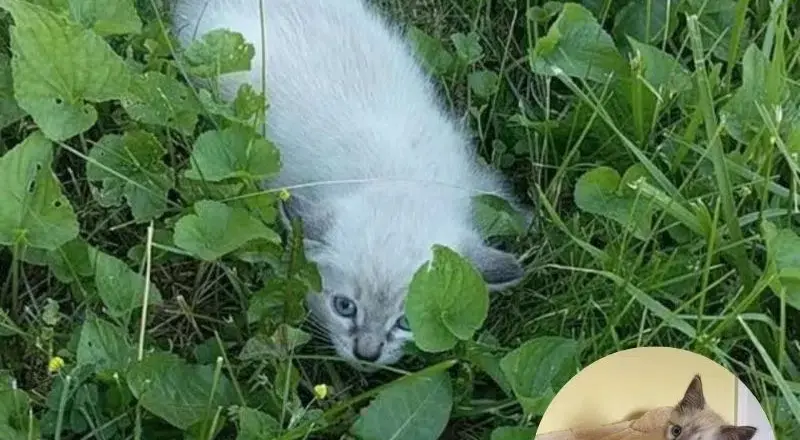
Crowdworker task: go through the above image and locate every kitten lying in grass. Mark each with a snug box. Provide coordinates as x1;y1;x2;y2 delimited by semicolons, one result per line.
171;0;527;367
666;375;757;440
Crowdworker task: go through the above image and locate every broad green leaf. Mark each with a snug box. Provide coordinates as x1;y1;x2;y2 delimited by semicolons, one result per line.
408;26;455;76
121;71;200;135
198;84;266;127
193;337;224;365
464;338;513;397
406;245;489;353
86;130;173;222
185;126;281;182
92;249;163;317
127;351;238;430
1;0;131;140
472;193;527;239
468;69;500;98
184;29;254;77
68;0;141;36
627;38;691;97
720;45;775;144
0;388;39;440
762;221;800;310
612;0;675;45
0;132;78;250
451;32;483;64
0;53;25;129
76;315;133;376
500;336;580;416
236;407;280;440
173;200;281;261
491;426;537;440
573;166;652;240
623;37;691;139
19;238;93;283
530;3;629;82
352;371;452;440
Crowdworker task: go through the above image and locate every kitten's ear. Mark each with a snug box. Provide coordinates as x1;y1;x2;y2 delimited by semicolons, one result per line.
278;193;332;243
677;375;706;412
464;244;524;291
719;426;757;440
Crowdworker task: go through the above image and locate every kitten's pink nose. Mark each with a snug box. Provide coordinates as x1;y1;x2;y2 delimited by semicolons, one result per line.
353;337;383;362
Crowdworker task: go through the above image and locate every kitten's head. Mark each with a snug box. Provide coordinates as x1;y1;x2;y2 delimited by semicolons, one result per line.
666;375;757;440
280;192;524;369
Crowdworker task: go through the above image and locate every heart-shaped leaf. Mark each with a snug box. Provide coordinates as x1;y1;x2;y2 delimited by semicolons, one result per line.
127;351;238;430
76;315;134;376
173;200;281;261
92;249;163;317
407;26;455;76
352;371;453;440
530;3;629;82
500;336;580;416
574;166;653;240
184;126;281;183
406;245;489;352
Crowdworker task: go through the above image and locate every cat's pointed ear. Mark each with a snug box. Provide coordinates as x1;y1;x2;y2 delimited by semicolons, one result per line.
464;244;524;291
278;193;332;243
719;426;757;440
677;375;706;412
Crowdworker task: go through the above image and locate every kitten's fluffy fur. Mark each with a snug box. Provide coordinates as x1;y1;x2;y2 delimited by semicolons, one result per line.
666;375;757;440
171;0;526;367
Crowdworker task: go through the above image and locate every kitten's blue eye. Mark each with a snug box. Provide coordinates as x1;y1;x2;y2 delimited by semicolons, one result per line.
332;295;357;318
395;315;410;331
670;425;682;438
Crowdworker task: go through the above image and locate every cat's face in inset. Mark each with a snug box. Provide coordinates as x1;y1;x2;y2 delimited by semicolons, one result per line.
666;375;757;440
280;194;523;369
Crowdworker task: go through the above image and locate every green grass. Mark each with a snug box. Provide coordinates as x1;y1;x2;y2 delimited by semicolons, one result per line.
1;0;799;439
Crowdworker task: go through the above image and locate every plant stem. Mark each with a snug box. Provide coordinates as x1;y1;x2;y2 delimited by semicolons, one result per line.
686;15;754;291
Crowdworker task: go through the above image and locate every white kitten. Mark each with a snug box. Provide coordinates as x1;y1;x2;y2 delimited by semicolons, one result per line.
171;0;527;367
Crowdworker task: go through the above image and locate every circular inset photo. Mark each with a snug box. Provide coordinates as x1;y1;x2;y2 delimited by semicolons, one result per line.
534;347;775;440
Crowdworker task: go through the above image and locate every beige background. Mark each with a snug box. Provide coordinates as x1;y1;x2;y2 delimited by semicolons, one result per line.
537;347;738;434
737;379;776;440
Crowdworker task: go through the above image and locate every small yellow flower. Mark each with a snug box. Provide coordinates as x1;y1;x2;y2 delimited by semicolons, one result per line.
48;356;65;374
278;188;291;201
313;383;329;400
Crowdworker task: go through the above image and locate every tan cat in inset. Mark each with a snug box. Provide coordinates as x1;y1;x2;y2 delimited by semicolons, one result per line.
666;375;757;440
